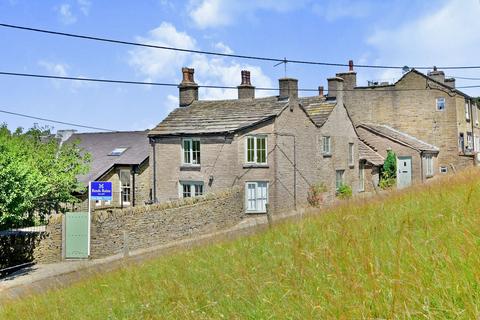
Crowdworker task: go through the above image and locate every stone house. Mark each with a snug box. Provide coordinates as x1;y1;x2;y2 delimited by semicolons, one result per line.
62;131;151;210
329;62;479;178
148;68;360;215
358;140;384;193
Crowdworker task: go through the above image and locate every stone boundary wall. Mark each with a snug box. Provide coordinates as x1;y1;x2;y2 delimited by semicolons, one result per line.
90;187;244;259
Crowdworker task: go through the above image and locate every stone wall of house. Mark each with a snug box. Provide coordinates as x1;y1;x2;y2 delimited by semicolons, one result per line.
89;187;244;259
343;71;475;172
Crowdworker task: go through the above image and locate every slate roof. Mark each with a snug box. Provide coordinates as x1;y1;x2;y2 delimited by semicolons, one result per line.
65;131;149;184
358;140;384;166
302;100;337;127
357;123;439;153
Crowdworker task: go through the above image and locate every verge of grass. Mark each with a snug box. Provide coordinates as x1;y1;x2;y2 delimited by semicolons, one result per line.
2;169;480;319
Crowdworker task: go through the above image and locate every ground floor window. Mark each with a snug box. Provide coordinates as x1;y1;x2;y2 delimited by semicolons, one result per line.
120;169;131;205
245;182;268;213
335;170;345;191
180;181;204;198
359;163;365;192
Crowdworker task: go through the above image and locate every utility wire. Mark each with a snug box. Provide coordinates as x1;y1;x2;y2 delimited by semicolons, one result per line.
3;23;480;70
449;75;480;80
0;108;116;132
2;70;480;92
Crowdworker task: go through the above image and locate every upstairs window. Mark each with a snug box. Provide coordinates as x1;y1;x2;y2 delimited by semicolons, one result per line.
322;136;331;155
436;97;445;111
465;102;470;121
182;138;200;165
180;181;203;198
348;143;354;166
246;136;267;164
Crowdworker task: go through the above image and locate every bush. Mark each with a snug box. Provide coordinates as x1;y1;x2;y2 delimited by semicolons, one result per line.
307;183;327;207
336;183;352;199
379;150;397;189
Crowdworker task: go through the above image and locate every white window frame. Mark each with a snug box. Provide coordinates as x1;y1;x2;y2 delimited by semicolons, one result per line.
182;138;201;165
179;181;204;198
245;181;269;213
436;97;445;111
348;143;354;166
467;132;473;150
424;155;434;177
322;136;331;155
475;135;480;153
245;135;268;164
475;104;479;126
335;170;345;192
119;169;131;206
358;163;365;192
465;102;470;121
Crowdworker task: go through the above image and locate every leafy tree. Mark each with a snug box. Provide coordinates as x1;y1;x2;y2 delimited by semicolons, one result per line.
379;150;397;189
0;124;90;230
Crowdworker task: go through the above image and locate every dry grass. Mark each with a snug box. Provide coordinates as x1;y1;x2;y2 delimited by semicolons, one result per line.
2;169;480;319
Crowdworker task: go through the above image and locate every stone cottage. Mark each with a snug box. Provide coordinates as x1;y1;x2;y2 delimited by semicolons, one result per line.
148;68;360;215
62;131;151;210
330;61;479;178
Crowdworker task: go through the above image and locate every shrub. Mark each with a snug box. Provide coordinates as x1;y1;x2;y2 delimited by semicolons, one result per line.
337;183;352;199
379;150;397;189
307;183;328;207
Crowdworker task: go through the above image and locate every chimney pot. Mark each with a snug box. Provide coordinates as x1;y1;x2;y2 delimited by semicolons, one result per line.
179;67;198;107
349;60;354;71
240;70;251;86
318;86;324;97
238;70;255;99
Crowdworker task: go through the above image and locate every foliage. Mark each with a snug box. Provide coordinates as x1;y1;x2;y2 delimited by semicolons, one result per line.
0;124;90;230
380;150;397;189
307;182;327;207
3;169;480;318
336;183;352;199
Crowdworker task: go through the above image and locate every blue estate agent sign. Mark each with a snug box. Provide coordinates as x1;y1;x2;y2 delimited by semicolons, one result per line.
90;181;113;201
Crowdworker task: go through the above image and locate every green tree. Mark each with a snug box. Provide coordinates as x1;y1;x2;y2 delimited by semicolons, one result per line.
379;150;397;189
0;124;90;230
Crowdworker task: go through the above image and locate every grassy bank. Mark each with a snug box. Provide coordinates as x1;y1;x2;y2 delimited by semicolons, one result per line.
2;169;480;319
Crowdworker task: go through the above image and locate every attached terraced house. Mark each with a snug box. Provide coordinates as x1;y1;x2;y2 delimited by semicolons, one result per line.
148;68;360;215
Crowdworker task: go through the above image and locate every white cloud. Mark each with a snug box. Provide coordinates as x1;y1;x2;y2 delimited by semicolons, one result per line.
57;4;77;25
188;0;306;29
312;0;371;22
129;22;274;102
366;0;480;95
213;42;233;54
77;0;91;15
38;60;69;77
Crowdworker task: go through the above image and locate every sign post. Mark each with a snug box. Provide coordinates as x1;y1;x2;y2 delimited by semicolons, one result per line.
88;181;113;256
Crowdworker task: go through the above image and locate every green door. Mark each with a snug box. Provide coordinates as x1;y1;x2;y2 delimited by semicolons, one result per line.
65;211;89;259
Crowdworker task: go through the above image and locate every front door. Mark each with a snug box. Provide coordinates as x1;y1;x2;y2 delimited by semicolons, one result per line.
65;211;89;259
397;156;412;189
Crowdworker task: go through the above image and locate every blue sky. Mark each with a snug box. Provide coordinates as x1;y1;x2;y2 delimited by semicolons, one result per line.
1;0;480;133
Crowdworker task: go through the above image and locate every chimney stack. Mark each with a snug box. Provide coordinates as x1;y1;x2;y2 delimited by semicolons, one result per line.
445;77;456;88
237;70;255;99
427;66;445;84
318;86;324;97
178;67;198;107
327;76;344;101
278;78;298;100
336;59;357;90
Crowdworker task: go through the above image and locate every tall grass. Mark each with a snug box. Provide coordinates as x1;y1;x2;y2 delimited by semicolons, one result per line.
2;169;480;319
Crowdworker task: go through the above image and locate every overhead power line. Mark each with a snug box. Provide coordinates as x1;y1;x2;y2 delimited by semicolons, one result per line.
0;108;116;132
2;22;480;70
1;70;480;92
449;75;480;81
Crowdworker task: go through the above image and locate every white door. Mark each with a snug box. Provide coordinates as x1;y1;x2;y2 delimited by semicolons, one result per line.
397;157;412;189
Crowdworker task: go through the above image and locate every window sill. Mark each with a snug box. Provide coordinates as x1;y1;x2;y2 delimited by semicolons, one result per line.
243;164;269;169
246;210;267;214
180;165;201;171
323;153;332;158
348;164;355;169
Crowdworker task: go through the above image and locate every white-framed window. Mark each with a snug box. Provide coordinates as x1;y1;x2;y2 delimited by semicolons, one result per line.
348;143;354;166
465;102;470;121
335;170;345;191
358;163;365;192
245;135;267;164
245;181;268;213
440;166;448;173
179;181;203;198
424;155;434;177
119;169;131;205
475;104;479;126
475;135;480;152
467;132;473;150
182;138;201;165
436;97;445;111
322;136;331;155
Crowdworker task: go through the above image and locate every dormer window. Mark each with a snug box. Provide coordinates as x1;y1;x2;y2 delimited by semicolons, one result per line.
436;97;445;111
109;147;127;156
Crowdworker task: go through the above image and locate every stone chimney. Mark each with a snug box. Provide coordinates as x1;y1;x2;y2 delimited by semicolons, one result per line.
445;77;456;88
278;78;298;100
336;59;357;90
327;76;344;100
427;66;445;84
237;70;255;99
318;86;324;97
178;67;198;107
